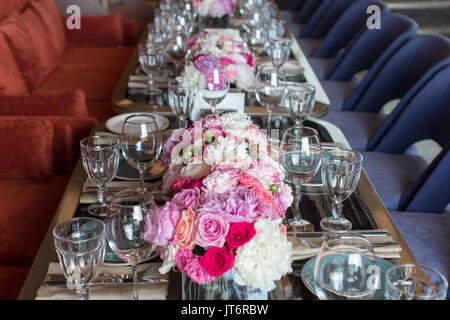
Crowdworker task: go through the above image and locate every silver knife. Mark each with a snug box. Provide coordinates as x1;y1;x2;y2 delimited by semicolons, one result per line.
43;274;168;287
293;231;390;238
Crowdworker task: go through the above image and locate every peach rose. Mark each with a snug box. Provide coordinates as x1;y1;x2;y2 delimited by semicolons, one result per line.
174;207;197;248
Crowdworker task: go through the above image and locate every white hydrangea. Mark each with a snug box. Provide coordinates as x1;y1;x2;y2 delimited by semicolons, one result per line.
232;219;292;292
221;112;252;131
182;64;206;89
203;136;253;170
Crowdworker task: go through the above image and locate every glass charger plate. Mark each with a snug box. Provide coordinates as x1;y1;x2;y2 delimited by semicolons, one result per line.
301;256;393;300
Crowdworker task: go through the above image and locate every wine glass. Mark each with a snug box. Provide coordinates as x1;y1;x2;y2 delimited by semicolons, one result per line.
268;38;292;70
385;264;448;300
266;19;286;40
255;64;286;143
80;136;120;217
244;23;268;57
168;78;197;128
138;42;164;96
53;217;106;300
105;189;160;300
120;115;163;191
167;31;189;76
285;83;316;127
199;69;230;116
314;233;379;300
280;126;322;232
320;148;363;232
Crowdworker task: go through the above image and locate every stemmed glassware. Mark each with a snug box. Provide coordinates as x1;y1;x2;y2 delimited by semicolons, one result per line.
53;217;106;300
168;78;197;128
320;149;363;232
385;264;448;300
314;233;379;300
244;24;268;58
268;38;292;70
285;83;316;127
105;189;160;300
199;68;230;116
80;136;120;217
280;126;322;232
266;19;286;40
255;64;286;143
120;115;162;191
167;31;189;76
138;42;165;96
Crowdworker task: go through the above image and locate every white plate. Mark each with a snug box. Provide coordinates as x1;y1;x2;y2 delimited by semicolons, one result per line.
259;61;304;77
105;112;170;135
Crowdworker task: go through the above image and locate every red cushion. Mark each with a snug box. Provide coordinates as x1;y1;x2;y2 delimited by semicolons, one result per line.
0;0;30;21
0;12;43;91
63;13;125;47
0;175;70;267
0;118;53;180
61;46;134;69
86;101;117;123
123;19;139;46
0;90;89;117
0;33;28;95
30;0;66;56
21;6;60;89
0;266;29;300
35;67;124;101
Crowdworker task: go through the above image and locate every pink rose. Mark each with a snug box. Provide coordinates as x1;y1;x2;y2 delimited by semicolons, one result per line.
172;187;201;209
225;222;256;250
200;247;234;277
147;203;181;246
194;212;230;248
184;257;215;284
175;248;194;273
174;207;197;248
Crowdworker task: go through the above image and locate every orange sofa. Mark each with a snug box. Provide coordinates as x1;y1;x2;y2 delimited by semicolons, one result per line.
0;0;139;299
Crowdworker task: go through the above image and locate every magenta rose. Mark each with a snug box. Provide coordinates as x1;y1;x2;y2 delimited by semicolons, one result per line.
146;203;181;246
194;212;230;248
225;222;256;250
200;247;234;277
175;248;194;273
184;257;215;284
170;177;195;193
172;187;201;209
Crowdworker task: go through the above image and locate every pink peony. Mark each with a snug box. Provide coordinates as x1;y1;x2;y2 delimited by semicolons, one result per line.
172;187;201;209
202;170;238;194
225;222;256;250
175;248;194;273
223;64;239;82
184;256;215;284
235;64;256;90
148;203;181;246
200;247;234;277
194;212;230;248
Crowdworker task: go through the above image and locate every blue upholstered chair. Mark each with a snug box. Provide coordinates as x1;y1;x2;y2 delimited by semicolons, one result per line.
292;0;325;24
300;0;390;58
314;13;418;108
356;62;450;211
280;0;307;22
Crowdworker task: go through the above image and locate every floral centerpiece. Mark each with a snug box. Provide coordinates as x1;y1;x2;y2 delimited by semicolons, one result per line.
182;29;255;91
145;113;294;292
193;0;236;18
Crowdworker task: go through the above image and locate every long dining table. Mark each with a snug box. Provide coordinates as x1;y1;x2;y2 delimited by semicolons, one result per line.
18;7;419;300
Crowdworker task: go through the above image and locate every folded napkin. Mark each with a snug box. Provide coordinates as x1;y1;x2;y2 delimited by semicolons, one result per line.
289;230;402;261
80;180;162;204
36;262;169;300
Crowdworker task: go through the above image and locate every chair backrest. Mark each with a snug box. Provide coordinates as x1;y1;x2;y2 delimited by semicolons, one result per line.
293;0;325;24
289;0;307;11
400;145;450;213
325;13;417;81
369;59;450;153
314;0;390;59
299;0;357;39
343;34;450;112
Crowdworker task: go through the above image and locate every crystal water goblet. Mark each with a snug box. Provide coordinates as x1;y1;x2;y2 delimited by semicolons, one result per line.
167;31;189;76
285;83;316;126
53;217;106;300
106;189;160;300
268;38;292;70
120;115;162;191
80;136;120;217
385;264;448;300
199;69;230;116
314;233;379;300
320;148;363;232
266;19;286;40
255;64;286;142
138;42;164;96
168;79;197;128
280;126;322;232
